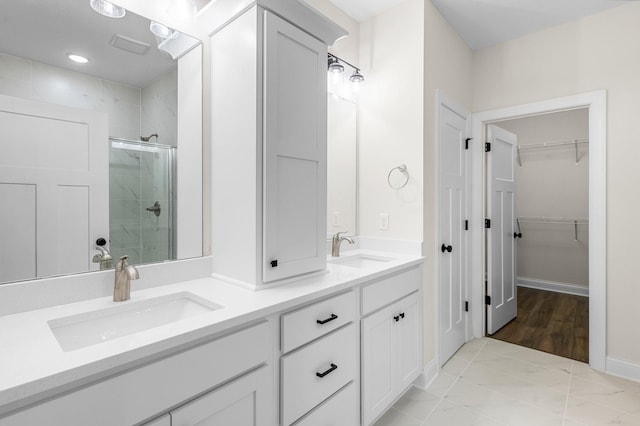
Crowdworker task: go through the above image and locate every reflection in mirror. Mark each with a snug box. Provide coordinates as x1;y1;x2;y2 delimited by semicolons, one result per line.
0;0;201;284
327;94;357;237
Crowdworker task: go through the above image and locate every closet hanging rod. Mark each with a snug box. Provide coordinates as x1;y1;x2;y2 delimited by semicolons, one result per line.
517;138;589;166
517;138;589;151
517;216;589;225
517;217;588;241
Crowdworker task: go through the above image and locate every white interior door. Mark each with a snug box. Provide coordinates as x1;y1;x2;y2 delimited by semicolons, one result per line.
0;94;108;282
438;101;468;365
486;124;517;334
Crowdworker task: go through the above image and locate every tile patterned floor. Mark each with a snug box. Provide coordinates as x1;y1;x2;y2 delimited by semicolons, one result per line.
373;338;640;426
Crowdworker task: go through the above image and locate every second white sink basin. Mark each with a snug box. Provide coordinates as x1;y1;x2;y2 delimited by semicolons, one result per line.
329;253;394;269
48;292;222;352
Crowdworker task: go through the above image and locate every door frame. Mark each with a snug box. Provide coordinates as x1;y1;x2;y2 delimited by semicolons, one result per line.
435;90;472;367
470;91;607;371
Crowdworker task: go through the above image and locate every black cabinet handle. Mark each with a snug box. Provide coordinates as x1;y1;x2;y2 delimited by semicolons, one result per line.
270;260;278;268
316;314;338;325
441;244;453;253
400;312;405;319
316;363;338;378
394;315;400;322
514;232;522;239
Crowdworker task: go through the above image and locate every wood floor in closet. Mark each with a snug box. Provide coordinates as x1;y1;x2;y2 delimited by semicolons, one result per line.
490;286;589;363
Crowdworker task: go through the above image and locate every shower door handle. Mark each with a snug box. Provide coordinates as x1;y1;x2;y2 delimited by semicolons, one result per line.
146;201;161;217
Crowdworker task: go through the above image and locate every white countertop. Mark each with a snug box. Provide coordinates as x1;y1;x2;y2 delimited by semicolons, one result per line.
0;250;423;416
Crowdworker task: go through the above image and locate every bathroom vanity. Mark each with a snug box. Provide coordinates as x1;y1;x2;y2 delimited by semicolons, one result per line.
0;250;423;426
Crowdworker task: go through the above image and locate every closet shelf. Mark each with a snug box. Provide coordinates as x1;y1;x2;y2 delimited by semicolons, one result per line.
516;217;589;242
517;138;589;166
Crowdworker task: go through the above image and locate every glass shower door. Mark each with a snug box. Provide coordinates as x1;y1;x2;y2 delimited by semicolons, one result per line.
109;138;176;265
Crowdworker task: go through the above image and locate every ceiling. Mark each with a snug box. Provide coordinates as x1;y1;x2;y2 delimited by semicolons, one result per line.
329;0;630;50
0;0;179;88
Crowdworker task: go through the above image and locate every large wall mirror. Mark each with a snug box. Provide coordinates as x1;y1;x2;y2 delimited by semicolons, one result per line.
327;94;357;237
0;0;203;284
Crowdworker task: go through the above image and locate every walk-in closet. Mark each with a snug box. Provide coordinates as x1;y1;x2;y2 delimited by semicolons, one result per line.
488;108;590;362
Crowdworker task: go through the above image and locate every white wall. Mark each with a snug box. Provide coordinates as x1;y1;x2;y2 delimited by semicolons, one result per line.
141;70;178;146
497;109;589;288
472;3;640;366
358;0;424;240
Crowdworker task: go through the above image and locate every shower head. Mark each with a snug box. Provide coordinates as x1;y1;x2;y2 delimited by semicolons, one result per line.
140;133;158;142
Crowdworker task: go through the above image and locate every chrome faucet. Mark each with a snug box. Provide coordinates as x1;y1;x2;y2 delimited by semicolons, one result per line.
331;231;355;257
92;246;113;270
113;256;139;302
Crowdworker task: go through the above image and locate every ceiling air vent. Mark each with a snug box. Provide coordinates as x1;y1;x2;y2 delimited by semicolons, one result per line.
110;34;150;55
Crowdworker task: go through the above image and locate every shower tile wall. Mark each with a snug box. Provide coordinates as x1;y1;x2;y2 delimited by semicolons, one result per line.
109;146;172;265
141;70;178;146
0;52;141;140
140;149;171;264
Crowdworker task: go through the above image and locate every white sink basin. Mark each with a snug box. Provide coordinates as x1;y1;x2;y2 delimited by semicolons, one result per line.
48;292;222;352
329;253;394;269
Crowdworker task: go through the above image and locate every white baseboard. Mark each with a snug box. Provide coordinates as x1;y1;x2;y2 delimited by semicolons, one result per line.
606;356;640;383
413;359;438;390
517;277;589;297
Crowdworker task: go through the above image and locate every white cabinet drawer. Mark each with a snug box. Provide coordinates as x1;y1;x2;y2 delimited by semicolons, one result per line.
361;266;422;315
281;291;356;353
281;324;357;426
294;382;359;426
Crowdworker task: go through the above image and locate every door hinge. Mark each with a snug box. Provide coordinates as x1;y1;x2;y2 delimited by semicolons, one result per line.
485;142;491;152
484;218;491;228
464;220;469;231
465;138;472;150
485;295;491;305
465;301;469;312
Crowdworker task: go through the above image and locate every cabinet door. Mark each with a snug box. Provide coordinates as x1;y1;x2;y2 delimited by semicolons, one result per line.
170;366;271;426
263;10;327;283
395;292;422;390
361;303;396;426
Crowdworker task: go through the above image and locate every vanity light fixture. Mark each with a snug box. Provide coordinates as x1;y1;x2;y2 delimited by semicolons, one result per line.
349;69;365;91
328;56;344;74
328;53;365;90
150;21;179;39
89;0;126;18
67;53;89;64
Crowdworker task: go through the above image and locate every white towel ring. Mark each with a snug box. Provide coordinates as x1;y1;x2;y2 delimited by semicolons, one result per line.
387;164;409;189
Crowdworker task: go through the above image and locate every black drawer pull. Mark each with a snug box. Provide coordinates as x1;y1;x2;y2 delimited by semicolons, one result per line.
316;314;338;325
394;315;400;322
316;363;338;378
400;312;405;319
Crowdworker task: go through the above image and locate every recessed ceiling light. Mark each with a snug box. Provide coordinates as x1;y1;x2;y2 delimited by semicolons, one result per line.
90;0;126;18
67;54;89;64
